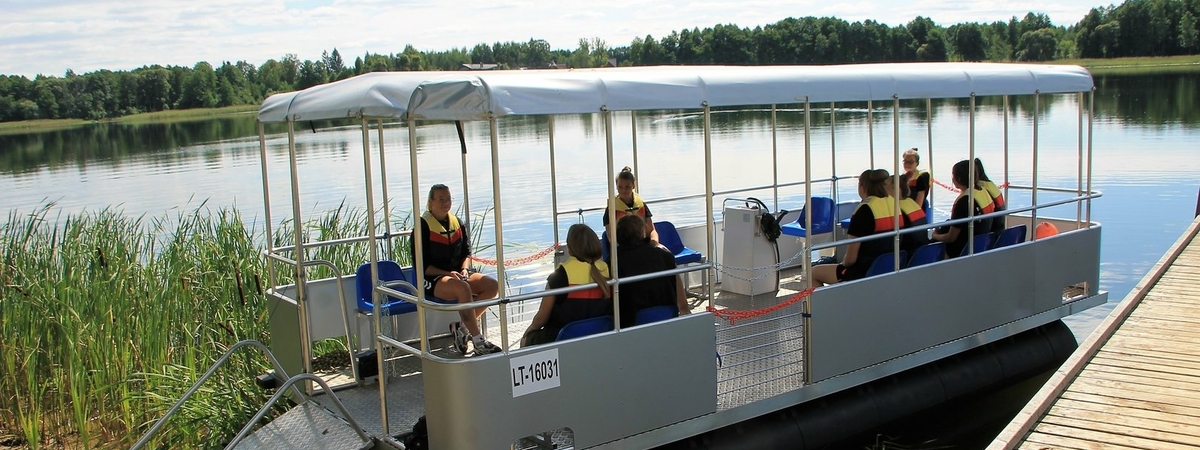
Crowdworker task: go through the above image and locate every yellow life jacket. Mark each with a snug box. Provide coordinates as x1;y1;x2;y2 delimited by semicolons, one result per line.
561;258;610;300
421;211;463;245
981;180;1006;209
858;195;900;233
956;187;995;215
612;192;647;220
899;197;927;225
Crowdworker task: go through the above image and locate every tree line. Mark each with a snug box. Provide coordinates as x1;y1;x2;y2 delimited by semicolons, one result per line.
1;0;1197;123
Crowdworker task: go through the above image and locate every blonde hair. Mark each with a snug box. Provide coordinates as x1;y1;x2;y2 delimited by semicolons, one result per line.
566;224;611;298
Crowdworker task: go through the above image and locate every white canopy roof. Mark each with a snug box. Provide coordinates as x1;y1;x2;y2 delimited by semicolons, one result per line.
257;63;1093;123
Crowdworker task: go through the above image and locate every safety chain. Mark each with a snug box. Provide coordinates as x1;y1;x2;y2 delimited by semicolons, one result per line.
469;243;560;266
707;286;816;325
712;248;809;283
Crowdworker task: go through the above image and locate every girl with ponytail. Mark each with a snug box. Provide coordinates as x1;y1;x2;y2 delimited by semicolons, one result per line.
521;224;613;347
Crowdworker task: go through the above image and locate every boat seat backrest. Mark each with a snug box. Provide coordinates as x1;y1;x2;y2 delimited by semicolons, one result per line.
556;315;615;341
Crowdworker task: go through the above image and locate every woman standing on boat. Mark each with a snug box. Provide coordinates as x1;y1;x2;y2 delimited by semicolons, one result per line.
604;166;658;245
932;161;995;258
521;224;612;347
411;184;502;355
812;169;895;286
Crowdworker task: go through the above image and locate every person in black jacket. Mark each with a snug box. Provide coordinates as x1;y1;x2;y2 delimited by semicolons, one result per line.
612;215;689;328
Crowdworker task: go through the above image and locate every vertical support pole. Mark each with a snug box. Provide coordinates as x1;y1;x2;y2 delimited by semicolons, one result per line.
285;119;312;392
1031;92;1041;240
1087;89;1096;225
703;104;716;303
1077;92;1085;228
926;98;934;214
867;100;875;169
829;102;836;203
967;94;977;255
803;98;813;288
771;104;779;212
603;108;622;326
1002;96;1009;218
258;121;276;287
488;117;508;348
377;119;393;257
631;113;640;182
549;116;560;244
893;95;902;266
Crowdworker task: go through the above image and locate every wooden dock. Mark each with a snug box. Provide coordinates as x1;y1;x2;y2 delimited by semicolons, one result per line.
990;216;1200;449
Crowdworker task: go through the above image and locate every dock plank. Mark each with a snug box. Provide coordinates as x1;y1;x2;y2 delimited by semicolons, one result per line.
1028;422;1196;450
1052;398;1200;429
1038;414;1200;448
1085;357;1200;382
1020;433;1142;450
1060;391;1200;421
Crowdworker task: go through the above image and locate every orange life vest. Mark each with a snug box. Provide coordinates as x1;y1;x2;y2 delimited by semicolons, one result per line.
957;187;995;215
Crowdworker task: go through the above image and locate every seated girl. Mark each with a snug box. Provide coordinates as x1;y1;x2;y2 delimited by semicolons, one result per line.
521;224;612;347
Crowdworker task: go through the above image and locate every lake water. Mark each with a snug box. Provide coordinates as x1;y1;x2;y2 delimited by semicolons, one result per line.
2;70;1199;447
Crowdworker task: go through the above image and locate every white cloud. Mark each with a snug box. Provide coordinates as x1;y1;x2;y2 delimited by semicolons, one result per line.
0;0;1105;78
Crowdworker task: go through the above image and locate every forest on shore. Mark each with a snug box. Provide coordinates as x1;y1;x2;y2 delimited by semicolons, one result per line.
1;0;1197;123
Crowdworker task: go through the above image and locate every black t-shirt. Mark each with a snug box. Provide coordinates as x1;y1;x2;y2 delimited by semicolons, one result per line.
409;215;471;275
908;171;931;202
613;240;677;327
947;193;993;258
846;204;891;267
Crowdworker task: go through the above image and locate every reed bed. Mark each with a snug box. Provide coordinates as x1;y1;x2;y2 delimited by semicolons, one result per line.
0;202;408;449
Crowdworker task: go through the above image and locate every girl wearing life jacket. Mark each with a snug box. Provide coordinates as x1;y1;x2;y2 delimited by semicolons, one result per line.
903;148;931;213
522;224;613;347
974;158;1007;237
603;166;658;245
932;161;995;258
812;169;896;286
889;174;931;256
410;184;501;355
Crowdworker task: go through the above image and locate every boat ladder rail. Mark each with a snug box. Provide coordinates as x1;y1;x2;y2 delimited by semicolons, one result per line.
131;339;373;450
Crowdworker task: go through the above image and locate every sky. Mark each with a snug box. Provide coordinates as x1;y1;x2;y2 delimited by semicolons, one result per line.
1;0;1115;79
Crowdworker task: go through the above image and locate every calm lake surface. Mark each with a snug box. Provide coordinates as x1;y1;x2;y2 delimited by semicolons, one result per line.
2;70;1199;447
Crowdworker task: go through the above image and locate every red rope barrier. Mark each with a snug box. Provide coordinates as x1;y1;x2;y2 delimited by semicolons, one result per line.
469;243;560;266
706;286;816;325
931;179;1009;194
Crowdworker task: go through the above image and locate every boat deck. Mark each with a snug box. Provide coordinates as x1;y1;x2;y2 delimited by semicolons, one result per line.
311;266;812;446
990;216;1200;449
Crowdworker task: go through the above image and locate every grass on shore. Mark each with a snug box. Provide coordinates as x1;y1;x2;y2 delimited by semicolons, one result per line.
0;105;258;135
1058;54;1200;74
0;202;403;449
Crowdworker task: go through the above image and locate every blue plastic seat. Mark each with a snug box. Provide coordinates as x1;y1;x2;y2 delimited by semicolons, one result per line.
655;221;703;265
993;224;1027;249
961;232;995;257
556;315;615;341
865;251;907;277
907;242;946;268
355;261;417;315
781;196;835;237
634;305;678;325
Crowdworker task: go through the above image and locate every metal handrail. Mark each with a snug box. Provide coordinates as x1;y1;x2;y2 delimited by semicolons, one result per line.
131;340;303;450
224;374;373;450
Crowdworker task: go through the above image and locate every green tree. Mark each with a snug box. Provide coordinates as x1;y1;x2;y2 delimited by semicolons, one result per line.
948;23;987;61
1016;28;1059;61
179;62;219;108
296;60;327;90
